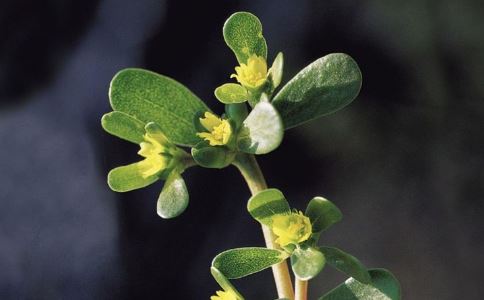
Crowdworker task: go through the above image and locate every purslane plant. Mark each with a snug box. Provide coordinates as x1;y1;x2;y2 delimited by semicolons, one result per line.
101;12;401;300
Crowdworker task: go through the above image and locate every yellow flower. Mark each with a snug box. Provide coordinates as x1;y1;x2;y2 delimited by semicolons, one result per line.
231;55;268;89
137;132;172;178
197;112;232;146
271;211;312;247
210;290;238;300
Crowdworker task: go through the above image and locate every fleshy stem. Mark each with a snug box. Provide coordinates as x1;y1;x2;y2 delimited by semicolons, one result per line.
233;153;295;300
295;279;308;300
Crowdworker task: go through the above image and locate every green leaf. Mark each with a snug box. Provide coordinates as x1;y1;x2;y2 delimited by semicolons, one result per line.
273;53;362;129
319;247;371;284
157;171;189;219
319;269;401;300
210;267;244;300
215;83;248;104
107;161;158;192
268;52;284;90
247;188;290;226
101;111;146;144
305;197;342;233
109;68;209;146
223;12;267;63
225;103;248;129
191;141;235;169
237;101;284;154
290;247;326;280
212;247;288;279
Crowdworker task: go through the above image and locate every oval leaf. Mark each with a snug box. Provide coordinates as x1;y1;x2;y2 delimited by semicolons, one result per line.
157;171;189;219
247;188;290;226
305;197;342;233
269;52;284;90
319;246;371;284
101;111;146;144
109;68;209;146
273;53;362;129
107;161;158;192
215;83;248;104
191;142;235;169
237;101;284;154
319;269;401;300
223;12;267;63
291;247;326;280
212;247;287;279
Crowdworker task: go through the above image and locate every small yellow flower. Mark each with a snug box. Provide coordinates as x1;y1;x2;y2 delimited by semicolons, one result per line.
210;290;238;300
271;211;312;247
197;112;232;146
137;132;172;178
231;55;268;89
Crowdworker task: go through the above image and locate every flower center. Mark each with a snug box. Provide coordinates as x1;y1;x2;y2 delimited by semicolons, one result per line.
231;55;268;89
197;112;232;146
271;211;312;247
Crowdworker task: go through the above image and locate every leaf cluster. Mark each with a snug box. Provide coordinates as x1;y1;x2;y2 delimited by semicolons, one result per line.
100;11;400;300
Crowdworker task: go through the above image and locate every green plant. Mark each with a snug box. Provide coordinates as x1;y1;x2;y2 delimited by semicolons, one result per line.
101;11;401;300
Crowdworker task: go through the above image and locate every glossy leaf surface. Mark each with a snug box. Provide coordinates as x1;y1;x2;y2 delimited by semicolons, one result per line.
237;101;283;154
319;269;401;300
157;171;189;219
320;246;371;284
305;197;342;233
273;53;362;129
290;247;326;280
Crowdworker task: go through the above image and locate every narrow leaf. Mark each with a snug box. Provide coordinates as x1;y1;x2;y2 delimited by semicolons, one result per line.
215;83;248;104
269;52;284;90
101;111;145;144
210;267;244;300
238;101;284;154
305;197;342;233
107;161;158;192
223;12;267;63
290;247;326;280
247;188;290;226
212;247;287;279
319;246;371;284
319;269;401;300
157;171;189;219
109;68;209;146
273;53;362;129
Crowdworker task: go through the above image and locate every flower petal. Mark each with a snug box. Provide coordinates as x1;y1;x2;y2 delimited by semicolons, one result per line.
199;112;222;131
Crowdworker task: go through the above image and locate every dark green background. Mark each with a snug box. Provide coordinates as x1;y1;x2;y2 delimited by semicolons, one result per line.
1;0;483;299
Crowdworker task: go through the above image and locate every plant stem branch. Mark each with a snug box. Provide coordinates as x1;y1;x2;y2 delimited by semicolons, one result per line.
233;154;295;300
295;279;308;300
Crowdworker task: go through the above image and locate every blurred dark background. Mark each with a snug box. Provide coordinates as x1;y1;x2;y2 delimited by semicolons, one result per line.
1;0;483;299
